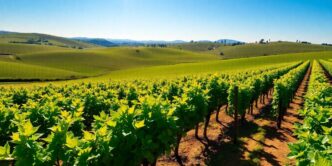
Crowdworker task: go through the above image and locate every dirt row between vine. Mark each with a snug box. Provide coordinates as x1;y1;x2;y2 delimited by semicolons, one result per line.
259;67;310;166
321;63;332;84
157;67;311;166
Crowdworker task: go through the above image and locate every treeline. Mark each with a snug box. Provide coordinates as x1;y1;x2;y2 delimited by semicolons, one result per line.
9;38;83;49
145;44;168;48
10;38;50;45
322;43;332;46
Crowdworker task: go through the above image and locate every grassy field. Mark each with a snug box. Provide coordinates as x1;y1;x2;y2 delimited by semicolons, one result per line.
4;51;332;88
17;47;220;75
87;51;332;80
0;43;71;55
0;46;220;80
2;33;332;84
171;42;332;59
0;61;84;80
0;33;96;48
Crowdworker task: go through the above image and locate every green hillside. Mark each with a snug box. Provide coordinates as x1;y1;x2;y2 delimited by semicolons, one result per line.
89;51;332;80
2;33;332;84
171;42;223;52
171;42;332;59
15;47;219;75
0;61;84;80
6;51;332;87
0;43;71;55
0;47;220;81
0;33;96;48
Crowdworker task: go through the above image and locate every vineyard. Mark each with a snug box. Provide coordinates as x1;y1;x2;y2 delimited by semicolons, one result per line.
288;60;332;165
0;60;331;166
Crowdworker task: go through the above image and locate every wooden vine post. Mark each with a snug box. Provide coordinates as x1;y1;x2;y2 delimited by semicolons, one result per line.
233;86;239;144
277;96;283;129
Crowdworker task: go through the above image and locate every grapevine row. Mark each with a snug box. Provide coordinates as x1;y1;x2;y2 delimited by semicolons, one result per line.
0;62;302;165
227;62;304;132
320;59;332;77
288;60;332;165
271;61;310;128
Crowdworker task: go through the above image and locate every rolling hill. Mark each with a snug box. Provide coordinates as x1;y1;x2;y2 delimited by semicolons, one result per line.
0;61;84;80
0;43;71;55
17;47;220;75
7;51;332;87
73;38;118;47
88;51;332;81
77;38;187;46
2;32;332;83
0;47;220;81
215;39;244;45
171;42;332;59
0;30;14;35
0;32;97;48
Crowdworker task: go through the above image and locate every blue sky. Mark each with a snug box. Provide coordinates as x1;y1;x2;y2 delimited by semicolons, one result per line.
0;0;331;43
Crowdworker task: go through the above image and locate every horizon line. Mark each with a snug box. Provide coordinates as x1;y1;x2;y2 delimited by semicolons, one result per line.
1;29;329;45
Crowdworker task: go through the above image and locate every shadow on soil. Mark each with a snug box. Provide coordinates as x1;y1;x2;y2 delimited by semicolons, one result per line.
203;119;280;166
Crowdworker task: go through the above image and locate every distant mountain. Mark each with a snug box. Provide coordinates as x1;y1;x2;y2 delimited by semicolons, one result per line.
106;39;144;46
215;39;245;45
72;38;144;46
139;40;187;45
1;30;244;47
107;39;187;46
196;40;213;43
104;39;243;46
167;40;187;44
72;38;183;47
189;39;245;45
73;37;117;47
0;30;16;35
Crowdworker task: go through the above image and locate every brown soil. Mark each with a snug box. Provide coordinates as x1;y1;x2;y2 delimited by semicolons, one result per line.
157;104;234;166
157;67;310;166
259;68;310;166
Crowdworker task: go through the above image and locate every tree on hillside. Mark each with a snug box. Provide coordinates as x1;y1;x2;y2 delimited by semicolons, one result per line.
301;41;311;44
27;38;35;44
322;43;332;46
259;39;265;44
